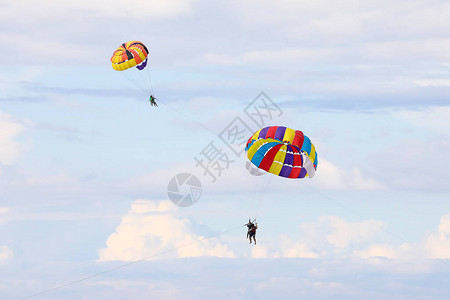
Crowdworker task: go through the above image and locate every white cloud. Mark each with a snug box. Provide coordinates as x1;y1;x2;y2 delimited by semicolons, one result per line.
414;79;450;87
0;207;9;225
312;158;385;190
0;35;93;65
347;214;450;262
324;216;383;249
252;216;384;259
0;1;198;66
98;199;236;261
202;37;450;67
0;246;13;263
251;238;320;259
393;106;450;136
422;213;450;259
203;47;340;66
368;137;450;191
437;214;450;234
0;0;447;70
278;235;320;258
209;0;450;67
0;112;26;165
252;213;450;263
11;257;450;299
234;0;450;37
118;159;268;197
354;243;400;259
359;107;450;191
364;38;450;63
119;155;385;208
251;244;272;258
353;243;420;263
1;0;196;20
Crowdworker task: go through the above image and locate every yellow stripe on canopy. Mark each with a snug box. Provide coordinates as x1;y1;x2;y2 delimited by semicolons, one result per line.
283;127;295;143
309;143;316;163
250;129;262;141
112;59;136;71
138;50;146;61
268;144;286;175
246;138;265;161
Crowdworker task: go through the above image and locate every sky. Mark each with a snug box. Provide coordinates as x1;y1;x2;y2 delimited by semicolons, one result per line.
1;0;450;299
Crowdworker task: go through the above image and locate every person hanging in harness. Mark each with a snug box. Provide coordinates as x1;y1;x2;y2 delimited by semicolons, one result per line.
246;219;258;245
149;95;158;107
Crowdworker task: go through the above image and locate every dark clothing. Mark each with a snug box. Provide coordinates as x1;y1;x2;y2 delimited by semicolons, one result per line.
246;222;257;235
149;95;158;107
246;221;258;244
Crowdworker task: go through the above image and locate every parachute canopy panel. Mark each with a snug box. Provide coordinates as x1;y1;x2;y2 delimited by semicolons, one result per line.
245;126;318;179
111;41;149;71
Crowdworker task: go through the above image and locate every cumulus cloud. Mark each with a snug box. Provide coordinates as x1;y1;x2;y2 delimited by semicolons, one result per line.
278;235;321;258
252;213;450;263
338;214;450;262
98;199;236;261
312;158;385;190
251;238;320;259
422;213;450;259
324;216;383;249
353;243;415;260
0;209;13;264
0;207;9;225
252;216;384;258
0;112;26;165
0;246;13;264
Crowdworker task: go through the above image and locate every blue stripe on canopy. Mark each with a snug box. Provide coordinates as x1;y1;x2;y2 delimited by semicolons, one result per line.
250;141;280;167
300;135;312;154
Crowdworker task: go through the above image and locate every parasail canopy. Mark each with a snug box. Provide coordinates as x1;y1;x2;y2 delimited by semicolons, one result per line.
245;126;318;179
111;41;149;71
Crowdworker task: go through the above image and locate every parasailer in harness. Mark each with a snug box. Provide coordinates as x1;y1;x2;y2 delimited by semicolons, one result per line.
246;219;258;245
149;95;158;107
111;41;159;107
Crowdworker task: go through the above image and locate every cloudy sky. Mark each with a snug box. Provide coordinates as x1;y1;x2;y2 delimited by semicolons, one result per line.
1;0;450;299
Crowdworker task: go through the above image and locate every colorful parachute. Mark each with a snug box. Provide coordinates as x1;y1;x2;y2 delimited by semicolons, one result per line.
111;41;149;71
245;126;318;179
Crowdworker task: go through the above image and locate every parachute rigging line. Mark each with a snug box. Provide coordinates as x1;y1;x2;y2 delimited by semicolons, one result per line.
21;225;243;300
